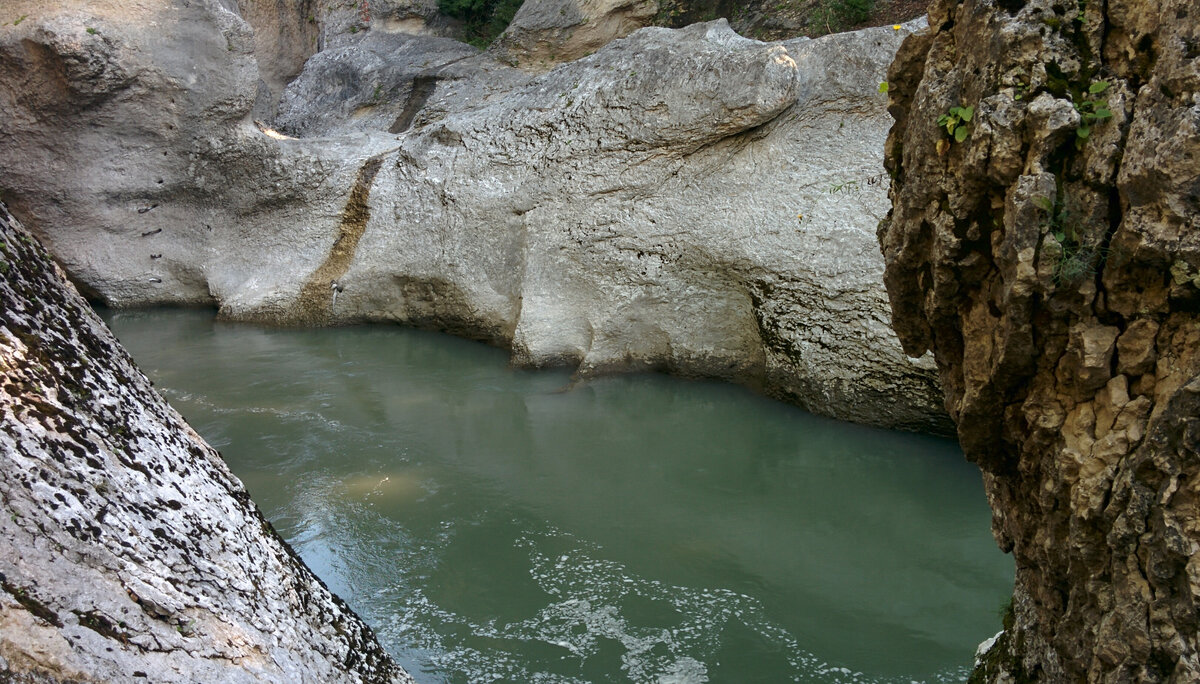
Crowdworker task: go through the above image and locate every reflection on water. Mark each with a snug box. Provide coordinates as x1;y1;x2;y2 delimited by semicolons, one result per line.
103;308;1012;683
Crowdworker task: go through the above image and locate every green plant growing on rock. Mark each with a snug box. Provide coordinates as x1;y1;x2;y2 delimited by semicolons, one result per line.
439;0;523;47
1169;260;1200;289
1034;194;1108;284
934;104;972;155
1072;81;1112;149
938;105;973;141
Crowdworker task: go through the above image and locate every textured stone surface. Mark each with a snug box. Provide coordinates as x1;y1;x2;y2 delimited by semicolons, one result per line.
879;0;1200;678
236;0;321;117
274;31;481;136
488;0;916;72
0;0;945;432
0;203;413;683
488;0;659;69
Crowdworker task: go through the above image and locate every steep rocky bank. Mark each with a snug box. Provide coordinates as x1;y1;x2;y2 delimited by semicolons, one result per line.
0;0;948;432
0;203;412;682
879;0;1200;678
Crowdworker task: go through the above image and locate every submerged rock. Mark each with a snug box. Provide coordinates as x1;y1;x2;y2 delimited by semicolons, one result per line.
880;0;1200;678
0;0;946;432
0;203;413;682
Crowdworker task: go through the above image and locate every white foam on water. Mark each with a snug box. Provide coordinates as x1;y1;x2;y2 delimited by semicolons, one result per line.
366;524;973;683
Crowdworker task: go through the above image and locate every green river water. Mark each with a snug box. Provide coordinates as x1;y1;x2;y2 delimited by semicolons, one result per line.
103;308;1013;684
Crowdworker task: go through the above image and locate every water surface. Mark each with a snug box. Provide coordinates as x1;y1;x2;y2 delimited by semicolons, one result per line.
104;308;1012;683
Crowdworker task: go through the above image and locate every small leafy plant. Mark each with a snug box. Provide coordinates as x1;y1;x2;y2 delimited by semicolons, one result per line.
1034;194;1108;284
1072;81;1112;149
934;105;973;155
938;105;974;142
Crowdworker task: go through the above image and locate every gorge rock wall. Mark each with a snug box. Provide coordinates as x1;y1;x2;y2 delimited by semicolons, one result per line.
0;0;948;433
0;203;412;682
879;0;1200;678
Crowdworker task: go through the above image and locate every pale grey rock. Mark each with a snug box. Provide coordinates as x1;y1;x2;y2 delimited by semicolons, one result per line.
0;204;412;683
316;0;460;51
234;0;463;119
489;0;659;70
0;0;946;432
274;32;480;137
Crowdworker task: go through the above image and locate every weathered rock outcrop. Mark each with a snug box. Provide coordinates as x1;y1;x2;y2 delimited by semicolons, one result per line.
0;0;946;432
488;0;920;71
488;0;659;69
0;204;413;682
879;0;1200;678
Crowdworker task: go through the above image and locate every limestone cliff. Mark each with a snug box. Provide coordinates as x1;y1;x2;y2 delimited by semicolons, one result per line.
0;0;948;433
879;0;1200;678
0;203;411;682
489;0;915;70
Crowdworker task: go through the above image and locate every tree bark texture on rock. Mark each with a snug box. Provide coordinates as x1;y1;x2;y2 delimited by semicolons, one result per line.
878;0;1200;679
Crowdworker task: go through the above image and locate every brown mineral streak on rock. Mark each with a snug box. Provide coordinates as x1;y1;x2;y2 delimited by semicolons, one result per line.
879;0;1200;679
293;155;385;322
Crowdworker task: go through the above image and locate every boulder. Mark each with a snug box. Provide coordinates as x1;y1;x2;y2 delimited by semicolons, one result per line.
0;202;412;683
0;0;946;433
488;0;659;69
879;0;1200;677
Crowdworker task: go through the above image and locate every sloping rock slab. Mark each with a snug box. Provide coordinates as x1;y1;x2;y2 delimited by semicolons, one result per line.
0;202;411;683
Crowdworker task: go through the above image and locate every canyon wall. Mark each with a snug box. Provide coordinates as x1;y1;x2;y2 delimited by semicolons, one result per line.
879;0;1200;678
0;203;412;682
0;0;948;433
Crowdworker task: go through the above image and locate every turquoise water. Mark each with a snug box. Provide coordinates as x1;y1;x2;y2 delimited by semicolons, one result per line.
103;308;1011;683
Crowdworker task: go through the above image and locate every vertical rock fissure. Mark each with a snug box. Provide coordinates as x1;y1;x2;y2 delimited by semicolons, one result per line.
388;75;438;134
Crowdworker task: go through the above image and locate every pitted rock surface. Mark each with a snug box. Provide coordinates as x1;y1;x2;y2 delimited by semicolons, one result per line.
0;203;412;683
879;0;1200;678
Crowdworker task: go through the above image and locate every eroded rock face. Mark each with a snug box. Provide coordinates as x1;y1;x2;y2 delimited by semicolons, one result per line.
0;0;946;433
488;0;659;69
0;204;412;683
879;0;1200;678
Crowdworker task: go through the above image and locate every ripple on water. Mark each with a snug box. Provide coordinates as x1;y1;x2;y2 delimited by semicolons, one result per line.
102;309;1009;684
367;526;973;684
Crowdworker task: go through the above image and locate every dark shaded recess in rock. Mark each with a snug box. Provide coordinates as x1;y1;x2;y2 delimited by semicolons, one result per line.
390;74;439;133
